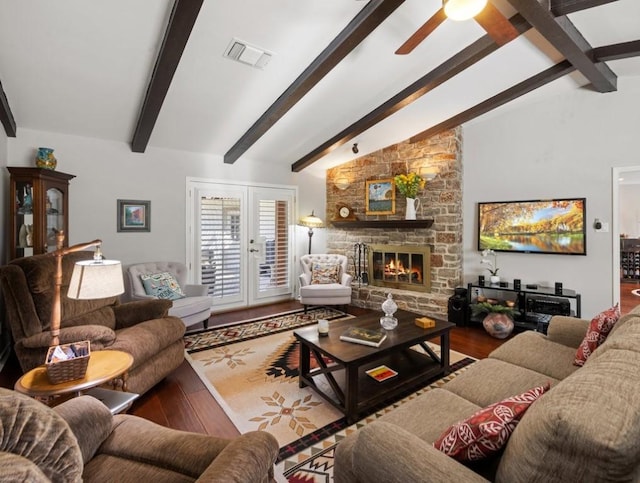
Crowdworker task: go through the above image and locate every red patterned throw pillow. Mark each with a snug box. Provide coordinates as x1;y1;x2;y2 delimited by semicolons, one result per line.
433;384;550;461
574;303;620;366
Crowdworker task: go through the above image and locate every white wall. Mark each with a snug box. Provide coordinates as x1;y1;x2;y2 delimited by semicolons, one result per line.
463;76;640;318
6;129;327;265
619;184;640;238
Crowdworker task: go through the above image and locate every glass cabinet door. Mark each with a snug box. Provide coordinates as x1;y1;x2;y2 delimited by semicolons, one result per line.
15;180;35;258
46;187;64;253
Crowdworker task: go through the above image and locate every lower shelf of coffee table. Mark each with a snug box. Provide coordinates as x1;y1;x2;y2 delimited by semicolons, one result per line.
304;347;445;420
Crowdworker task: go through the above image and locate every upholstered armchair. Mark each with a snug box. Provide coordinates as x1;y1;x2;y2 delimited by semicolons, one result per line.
124;261;212;330
299;254;352;312
0;252;185;396
0;387;279;482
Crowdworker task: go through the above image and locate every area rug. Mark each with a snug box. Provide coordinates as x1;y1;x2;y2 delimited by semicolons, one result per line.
632;288;640;297
184;307;475;482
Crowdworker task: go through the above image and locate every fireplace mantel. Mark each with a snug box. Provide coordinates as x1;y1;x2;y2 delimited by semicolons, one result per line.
331;219;434;229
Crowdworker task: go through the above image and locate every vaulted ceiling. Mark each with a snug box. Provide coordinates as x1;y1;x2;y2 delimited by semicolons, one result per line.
0;0;638;176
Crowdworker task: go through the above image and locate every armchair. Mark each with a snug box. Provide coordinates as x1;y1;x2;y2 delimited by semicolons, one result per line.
0;252;185;396
299;254;352;312
0;387;279;482
124;261;212;330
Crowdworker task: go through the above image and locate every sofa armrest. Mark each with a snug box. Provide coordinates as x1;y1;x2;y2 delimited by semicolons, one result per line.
130;293;156;301
545;316;589;348
299;273;310;287
185;284;209;297
195;431;279;483
341;273;353;286
112;299;172;329
54;395;113;463
347;422;489;483
20;325;116;350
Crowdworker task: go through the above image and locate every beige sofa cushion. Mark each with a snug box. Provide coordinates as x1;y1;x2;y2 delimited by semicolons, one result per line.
497;348;640;482
443;358;559;408
377;387;482;442
489;331;580;380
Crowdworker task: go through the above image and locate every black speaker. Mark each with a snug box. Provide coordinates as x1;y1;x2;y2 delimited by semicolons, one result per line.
555;282;563;295
448;292;469;327
513;279;521;290
478;275;485;286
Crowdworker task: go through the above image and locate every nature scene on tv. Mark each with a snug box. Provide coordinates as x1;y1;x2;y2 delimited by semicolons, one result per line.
478;199;585;254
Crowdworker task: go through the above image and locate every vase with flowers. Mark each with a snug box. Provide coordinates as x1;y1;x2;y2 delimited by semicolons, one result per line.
480;249;500;284
394;173;425;220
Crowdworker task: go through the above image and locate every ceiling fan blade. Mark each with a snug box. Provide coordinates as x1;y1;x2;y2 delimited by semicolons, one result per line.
474;2;519;46
395;8;447;55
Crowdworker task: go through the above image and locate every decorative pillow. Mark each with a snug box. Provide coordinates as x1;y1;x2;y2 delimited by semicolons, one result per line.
140;272;185;300
574;303;620;366
310;263;340;284
433;383;550;462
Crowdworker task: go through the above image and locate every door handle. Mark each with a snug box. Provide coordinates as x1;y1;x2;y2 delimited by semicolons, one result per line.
249;248;259;253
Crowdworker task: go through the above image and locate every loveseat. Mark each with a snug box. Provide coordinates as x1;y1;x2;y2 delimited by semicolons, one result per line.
0;387;279;482
0;251;185;396
335;306;640;482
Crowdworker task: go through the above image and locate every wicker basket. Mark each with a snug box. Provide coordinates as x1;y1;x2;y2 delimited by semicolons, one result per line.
45;340;91;384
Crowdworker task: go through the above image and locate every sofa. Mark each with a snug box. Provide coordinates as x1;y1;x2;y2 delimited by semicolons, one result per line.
335;306;640;482
124;261;212;330
0;387;279;482
0;251;186;396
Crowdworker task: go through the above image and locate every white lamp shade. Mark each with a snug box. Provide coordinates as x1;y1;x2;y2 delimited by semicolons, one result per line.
444;0;488;21
298;211;324;228
67;260;124;299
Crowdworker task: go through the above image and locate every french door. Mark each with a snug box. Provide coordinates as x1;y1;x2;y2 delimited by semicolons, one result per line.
187;179;296;311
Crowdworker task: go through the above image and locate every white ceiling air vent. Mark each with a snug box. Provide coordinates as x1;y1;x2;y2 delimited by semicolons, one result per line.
224;38;273;69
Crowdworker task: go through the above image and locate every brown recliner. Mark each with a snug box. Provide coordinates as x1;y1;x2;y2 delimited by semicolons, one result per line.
0;387;279;482
0;251;185;396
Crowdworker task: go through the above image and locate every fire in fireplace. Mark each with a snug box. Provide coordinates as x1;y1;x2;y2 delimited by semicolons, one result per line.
368;245;431;292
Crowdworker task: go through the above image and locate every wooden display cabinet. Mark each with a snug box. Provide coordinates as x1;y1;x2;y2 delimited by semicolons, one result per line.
7;167;75;260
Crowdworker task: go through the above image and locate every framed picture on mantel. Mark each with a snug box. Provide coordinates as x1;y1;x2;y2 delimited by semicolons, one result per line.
365;178;395;215
117;199;151;232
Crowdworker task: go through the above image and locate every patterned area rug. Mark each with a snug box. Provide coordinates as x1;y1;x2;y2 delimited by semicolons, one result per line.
184;307;475;483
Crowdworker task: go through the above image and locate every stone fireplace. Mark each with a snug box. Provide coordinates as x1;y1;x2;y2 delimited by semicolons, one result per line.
325;128;462;319
369;244;431;292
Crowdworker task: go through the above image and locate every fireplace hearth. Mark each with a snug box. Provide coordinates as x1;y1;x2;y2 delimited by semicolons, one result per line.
368;244;431;292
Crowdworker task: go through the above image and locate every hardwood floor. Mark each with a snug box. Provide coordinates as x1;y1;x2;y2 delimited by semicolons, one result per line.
0;301;507;439
620;280;640;315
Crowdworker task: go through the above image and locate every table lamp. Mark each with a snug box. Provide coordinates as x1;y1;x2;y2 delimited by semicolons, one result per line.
48;231;124;347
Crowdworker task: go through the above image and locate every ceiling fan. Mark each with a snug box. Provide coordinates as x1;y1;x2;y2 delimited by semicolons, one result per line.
396;0;519;55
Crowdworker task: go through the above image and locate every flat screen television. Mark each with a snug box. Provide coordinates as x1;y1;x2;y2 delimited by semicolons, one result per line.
478;198;586;255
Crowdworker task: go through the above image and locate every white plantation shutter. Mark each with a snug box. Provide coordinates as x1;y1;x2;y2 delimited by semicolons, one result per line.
200;196;242;298
257;199;290;291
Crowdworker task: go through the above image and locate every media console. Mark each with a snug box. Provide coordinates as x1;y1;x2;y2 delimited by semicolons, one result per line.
466;282;581;332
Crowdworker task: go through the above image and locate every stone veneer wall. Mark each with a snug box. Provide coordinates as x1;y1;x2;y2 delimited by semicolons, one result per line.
326;128;462;318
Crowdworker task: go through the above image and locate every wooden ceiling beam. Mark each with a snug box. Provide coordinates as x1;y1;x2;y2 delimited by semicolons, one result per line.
0;79;16;137
223;0;405;165
550;0;618;16
505;0;616;92
593;40;640;61
410;61;576;144
290;14;531;173
131;0;204;153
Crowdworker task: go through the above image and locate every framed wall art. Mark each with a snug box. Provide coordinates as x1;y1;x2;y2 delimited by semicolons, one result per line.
365;178;395;215
117;199;151;232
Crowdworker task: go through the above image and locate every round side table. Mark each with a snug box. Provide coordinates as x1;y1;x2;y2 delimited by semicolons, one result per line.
15;350;134;402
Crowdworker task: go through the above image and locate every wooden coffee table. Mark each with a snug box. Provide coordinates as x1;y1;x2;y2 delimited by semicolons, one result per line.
294;310;454;423
14;350;138;414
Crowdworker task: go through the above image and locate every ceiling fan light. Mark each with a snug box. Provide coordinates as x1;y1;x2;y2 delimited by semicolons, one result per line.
443;0;488;21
